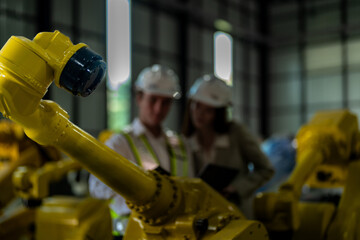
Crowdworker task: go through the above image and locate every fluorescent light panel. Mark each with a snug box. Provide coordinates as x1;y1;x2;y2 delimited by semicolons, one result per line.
214;31;233;85
107;0;131;90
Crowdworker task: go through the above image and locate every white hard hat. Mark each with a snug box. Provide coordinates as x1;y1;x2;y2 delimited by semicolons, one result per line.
188;74;232;107
135;64;181;99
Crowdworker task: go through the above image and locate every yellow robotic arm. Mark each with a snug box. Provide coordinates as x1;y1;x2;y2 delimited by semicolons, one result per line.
0;120;111;240
12;158;82;201
0;31;268;239
254;110;360;238
282;110;359;195
0;120;62;211
0;146;40;209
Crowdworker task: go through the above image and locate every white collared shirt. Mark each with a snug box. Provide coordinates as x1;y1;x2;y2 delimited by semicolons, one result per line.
188;133;230;171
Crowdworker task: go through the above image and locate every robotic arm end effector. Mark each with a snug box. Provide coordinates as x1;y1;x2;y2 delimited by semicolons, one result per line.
0;30;106;100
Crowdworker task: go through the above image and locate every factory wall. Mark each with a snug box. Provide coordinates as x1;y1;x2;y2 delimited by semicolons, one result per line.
268;0;360;136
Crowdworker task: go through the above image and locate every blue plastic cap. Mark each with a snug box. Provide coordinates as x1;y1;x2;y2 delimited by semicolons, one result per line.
59;47;107;97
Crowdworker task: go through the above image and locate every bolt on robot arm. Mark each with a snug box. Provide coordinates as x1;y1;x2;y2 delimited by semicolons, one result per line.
0;31;268;240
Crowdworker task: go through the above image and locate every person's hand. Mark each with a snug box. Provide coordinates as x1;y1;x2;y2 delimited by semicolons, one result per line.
222;185;236;195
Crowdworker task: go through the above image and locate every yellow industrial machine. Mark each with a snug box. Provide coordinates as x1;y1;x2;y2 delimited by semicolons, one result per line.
254;109;360;240
0;119;61;212
0;30;268;239
0;158;113;240
0;121;112;240
0;119;69;239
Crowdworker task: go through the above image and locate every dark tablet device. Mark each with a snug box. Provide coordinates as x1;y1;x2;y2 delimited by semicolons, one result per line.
154;166;170;176
197;164;239;191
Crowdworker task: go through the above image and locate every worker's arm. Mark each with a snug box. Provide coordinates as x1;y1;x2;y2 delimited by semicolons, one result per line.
232;123;275;198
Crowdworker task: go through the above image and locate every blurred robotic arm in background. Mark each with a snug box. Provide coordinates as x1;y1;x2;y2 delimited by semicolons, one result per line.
0;120;61;212
254;110;360;240
0;120;112;240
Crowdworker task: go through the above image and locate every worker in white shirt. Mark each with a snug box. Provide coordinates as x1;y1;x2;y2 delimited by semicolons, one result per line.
88;64;194;239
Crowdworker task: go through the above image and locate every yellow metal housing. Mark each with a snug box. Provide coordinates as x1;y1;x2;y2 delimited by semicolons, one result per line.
36;197;112;240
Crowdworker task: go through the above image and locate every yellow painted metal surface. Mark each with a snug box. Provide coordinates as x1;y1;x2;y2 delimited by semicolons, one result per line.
0;205;36;239
327;160;360;240
0;120;61;211
124;176;259;240
12;158;82;199
292;202;335;240
36;197;112;240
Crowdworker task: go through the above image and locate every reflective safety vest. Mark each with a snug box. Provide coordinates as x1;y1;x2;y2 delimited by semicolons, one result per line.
120;129;189;177
110;129;189;237
109;200;129;237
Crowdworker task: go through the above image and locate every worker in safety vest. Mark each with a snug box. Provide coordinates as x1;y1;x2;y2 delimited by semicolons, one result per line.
88;64;194;239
